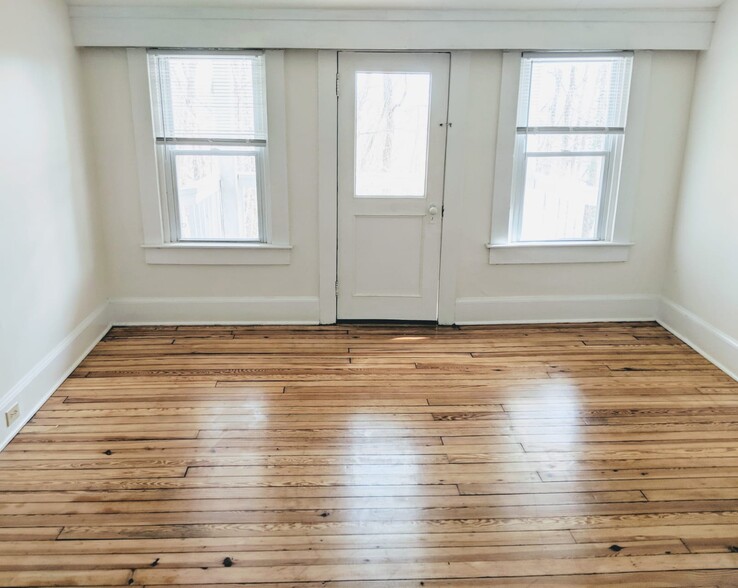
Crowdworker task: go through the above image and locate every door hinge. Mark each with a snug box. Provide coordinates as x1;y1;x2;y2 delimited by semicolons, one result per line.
336;73;340;98
335;280;339;296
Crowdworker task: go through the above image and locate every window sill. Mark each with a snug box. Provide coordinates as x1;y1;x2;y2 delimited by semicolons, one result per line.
486;241;633;265
142;243;292;266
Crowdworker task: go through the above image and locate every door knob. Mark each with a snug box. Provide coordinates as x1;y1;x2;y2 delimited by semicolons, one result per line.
428;204;439;216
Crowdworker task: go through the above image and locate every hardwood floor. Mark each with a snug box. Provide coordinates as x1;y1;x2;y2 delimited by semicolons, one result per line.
2;322;738;586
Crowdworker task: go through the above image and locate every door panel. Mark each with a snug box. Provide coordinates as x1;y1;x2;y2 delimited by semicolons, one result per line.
353;215;424;297
337;52;450;321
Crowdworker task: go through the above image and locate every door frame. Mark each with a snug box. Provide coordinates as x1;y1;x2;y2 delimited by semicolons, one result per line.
317;50;471;325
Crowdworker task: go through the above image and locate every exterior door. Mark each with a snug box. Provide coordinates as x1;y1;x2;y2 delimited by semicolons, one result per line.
337;52;450;320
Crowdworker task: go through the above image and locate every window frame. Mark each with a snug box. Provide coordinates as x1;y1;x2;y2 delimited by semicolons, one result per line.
127;48;291;265
510;51;632;244
488;50;652;265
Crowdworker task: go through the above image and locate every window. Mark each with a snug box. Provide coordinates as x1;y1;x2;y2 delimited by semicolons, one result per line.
128;48;290;264
489;51;647;265
512;53;632;243
149;51;267;242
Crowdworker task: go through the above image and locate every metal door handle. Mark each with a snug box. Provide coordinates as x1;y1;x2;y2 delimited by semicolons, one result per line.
428;205;439;216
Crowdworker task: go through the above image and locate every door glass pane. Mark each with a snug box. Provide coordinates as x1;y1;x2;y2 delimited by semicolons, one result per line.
172;147;260;241
519;155;605;241
354;71;431;197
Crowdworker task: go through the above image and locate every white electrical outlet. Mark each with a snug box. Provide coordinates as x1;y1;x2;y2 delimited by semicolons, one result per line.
4;404;20;427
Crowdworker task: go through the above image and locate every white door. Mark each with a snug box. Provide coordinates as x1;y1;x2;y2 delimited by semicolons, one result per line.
337;52;450;321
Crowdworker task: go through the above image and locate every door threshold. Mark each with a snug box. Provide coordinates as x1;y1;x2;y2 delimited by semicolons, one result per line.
336;319;444;326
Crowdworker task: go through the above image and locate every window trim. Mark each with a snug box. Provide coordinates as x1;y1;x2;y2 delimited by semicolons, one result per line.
127;48;291;265
488;50;652;265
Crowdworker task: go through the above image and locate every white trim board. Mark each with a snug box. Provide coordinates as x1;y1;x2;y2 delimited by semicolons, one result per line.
487;242;633;265
108;296;321;325
0;303;112;451
454;294;660;324
437;51;472;326
317;50;338;325
69;7;715;50
658;298;738;382
141;243;292;265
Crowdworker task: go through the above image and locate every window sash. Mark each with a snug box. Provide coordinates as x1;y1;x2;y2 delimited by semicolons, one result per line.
516;127;625;135
517;52;633;130
155;137;267;147
158;144;267;244
510;131;624;243
149;50;268;143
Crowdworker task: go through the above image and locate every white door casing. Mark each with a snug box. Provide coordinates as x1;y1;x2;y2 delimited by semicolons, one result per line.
337;52;450;320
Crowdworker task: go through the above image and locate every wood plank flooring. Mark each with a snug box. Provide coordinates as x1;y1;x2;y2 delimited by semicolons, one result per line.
2;322;738;586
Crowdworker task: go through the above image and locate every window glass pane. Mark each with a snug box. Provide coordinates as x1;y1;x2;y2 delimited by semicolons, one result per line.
172;147;261;241
151;53;266;141
354;71;431;197
525;133;608;153
519;155;605;241
520;56;632;128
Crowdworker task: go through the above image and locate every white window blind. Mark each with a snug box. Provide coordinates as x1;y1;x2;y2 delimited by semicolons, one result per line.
511;52;633;243
518;53;632;131
149;51;267;144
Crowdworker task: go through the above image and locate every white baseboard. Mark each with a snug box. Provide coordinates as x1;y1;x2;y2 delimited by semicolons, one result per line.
658;298;738;382
0;296;318;451
108;296;321;325
454;294;660;325
2;293;732;453
0;303;111;451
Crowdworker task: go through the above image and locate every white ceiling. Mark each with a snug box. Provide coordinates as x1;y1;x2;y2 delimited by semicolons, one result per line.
66;0;724;9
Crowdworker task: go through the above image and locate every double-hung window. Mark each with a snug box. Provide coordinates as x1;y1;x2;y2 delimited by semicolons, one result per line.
129;47;290;265
513;52;633;242
149;50;268;242
490;51;643;264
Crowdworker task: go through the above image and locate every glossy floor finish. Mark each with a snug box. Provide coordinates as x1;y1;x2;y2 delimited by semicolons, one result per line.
2;322;738;587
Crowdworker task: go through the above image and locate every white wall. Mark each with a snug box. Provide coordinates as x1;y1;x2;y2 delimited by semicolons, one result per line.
81;48;696;325
447;51;697;323
661;0;738;377
0;0;109;445
81;48;321;322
